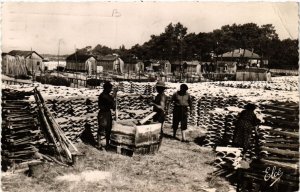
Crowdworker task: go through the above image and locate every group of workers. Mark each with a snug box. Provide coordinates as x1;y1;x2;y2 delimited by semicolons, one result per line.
96;81;261;159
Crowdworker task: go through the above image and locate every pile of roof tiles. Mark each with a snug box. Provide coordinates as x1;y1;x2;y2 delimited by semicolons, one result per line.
116;82;155;96
244;101;299;191
214;147;242;169
46;94;154;142
214;78;298;91
43;83;258;143
208;100;299;191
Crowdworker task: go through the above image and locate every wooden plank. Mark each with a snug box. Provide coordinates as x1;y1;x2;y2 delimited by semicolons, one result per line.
111;122;136;135
260;159;299;171
109;143;134;151
264;156;299;163
262;110;298;119
134;142;161;154
138;112;157;125
33;89;65;163
265;138;298;143
44;105;79;153
36;88;78;157
262;120;298;129
110;134;135;146
135;123;161;147
261;146;300;158
261;104;298;113
263;143;299;149
267;129;298;139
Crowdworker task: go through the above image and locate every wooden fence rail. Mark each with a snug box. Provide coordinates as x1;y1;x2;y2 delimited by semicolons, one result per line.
270;69;298;75
2;79;31;85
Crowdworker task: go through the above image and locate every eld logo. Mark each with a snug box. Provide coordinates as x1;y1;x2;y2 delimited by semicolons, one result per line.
263;166;283;187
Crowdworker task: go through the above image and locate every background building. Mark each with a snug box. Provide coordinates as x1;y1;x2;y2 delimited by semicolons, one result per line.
97;54;124;74
216;48;263;69
66;53;97;75
8;50;44;75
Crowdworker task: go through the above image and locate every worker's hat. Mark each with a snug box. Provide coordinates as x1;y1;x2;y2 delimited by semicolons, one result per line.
156;81;167;88
103;81;113;90
244;103;257;110
180;84;188;91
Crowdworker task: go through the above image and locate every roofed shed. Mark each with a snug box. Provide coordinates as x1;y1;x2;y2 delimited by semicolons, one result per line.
8;50;44;75
97;54;124;74
66;53;97;75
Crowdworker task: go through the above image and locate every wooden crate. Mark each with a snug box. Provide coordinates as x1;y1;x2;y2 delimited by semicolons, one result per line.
110;121;162;155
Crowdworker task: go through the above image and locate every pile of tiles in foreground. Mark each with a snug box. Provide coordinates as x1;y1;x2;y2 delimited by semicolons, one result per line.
1;89;46;169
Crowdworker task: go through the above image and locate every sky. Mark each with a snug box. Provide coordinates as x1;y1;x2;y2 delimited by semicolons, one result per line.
1;2;298;55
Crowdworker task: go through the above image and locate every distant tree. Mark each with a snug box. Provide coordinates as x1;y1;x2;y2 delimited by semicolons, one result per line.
92;44;112;56
116;44;128;57
79;22;297;69
76;46;93;54
269;39;298;69
129;44;144;60
133;22;188;61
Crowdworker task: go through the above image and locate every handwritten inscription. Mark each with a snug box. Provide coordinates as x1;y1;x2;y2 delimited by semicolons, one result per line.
112;9;121;17
263;166;283;187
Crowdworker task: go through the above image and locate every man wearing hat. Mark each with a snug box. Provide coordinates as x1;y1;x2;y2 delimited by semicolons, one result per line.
97;81;117;149
152;81;168;124
171;84;193;142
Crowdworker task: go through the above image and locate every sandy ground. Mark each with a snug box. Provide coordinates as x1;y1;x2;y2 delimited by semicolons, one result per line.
1;126;234;192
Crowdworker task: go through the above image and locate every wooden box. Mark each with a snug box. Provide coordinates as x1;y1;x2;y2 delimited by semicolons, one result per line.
110;120;162;155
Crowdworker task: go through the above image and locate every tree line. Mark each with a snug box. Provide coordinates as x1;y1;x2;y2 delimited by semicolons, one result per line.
79;22;298;69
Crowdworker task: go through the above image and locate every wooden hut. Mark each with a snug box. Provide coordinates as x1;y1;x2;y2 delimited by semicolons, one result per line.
1;53;8;74
97;54;124;74
8;50;44;75
216;48;263;69
215;61;237;74
148;60;171;74
123;61;144;74
151;61;161;72
1;54;27;77
159;60;171;74
66;53;97;75
172;60;201;75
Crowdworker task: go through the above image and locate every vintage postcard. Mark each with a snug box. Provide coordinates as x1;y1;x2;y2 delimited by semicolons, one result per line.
1;2;299;192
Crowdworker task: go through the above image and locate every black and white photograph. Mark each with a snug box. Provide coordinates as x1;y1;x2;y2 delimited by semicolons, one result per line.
1;2;299;192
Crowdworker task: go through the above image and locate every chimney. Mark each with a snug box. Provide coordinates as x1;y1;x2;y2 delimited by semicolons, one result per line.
251;48;254;57
239;48;241;53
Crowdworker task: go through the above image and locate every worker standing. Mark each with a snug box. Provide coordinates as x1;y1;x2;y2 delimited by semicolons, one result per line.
97;81;117;150
152;81;168;131
171;84;193;142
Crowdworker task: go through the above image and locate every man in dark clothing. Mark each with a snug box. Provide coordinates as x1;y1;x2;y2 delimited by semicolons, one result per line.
171;84;193;142
153;80;168;138
153;81;168;124
98;81;117;149
233;103;260;158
